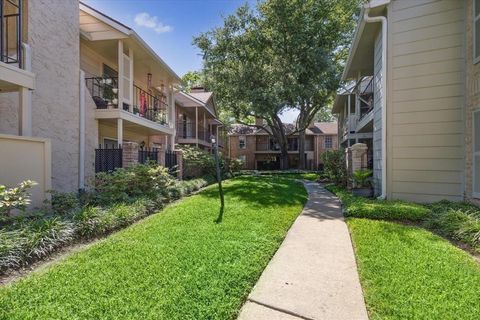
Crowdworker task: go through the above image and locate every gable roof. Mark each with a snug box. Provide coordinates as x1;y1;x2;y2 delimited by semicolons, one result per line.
313;122;337;135
228;122;337;136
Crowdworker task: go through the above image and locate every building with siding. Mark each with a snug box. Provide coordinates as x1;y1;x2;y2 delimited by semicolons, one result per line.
227;122;337;170
334;0;479;205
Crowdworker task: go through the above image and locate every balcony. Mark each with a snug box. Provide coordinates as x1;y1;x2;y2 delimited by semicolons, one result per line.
256;138;314;152
85;76;173;137
176;121;213;145
0;0;34;92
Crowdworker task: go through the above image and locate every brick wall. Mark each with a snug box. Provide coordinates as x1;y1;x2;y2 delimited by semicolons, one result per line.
228;135;257;169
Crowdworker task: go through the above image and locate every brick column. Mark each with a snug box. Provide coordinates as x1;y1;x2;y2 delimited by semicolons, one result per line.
122;142;139;167
174;149;183;180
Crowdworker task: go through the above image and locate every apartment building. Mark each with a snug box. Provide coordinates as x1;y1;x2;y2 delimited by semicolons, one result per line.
0;1;204;208
175;87;224;151
334;0;479;205
228;122;337;170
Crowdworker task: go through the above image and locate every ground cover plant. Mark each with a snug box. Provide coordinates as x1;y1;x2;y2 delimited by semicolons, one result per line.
326;184;480;319
349;219;480;319
0;175;307;319
0;163;213;274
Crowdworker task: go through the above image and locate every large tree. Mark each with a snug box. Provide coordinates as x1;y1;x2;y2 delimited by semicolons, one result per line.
194;0;359;169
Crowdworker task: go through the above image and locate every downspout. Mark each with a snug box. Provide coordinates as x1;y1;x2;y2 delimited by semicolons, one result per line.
363;7;387;199
20;43;32;136
79;70;86;191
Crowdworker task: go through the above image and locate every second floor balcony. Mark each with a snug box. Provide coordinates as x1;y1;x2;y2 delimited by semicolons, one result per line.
255;137;314;152
86;76;169;127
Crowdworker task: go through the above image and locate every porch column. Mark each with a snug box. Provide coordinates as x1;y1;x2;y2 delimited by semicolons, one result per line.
117;40;124;110
18;87;32;136
128;48;134;112
203;111;206;141
195;106;199;147
170;86;176;147
117;118;123;147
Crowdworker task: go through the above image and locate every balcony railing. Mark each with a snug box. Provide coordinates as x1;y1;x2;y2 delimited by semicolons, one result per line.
256;139;314;152
85;76;169;126
1;0;22;67
133;85;168;126
176;122;211;142
359;77;374;120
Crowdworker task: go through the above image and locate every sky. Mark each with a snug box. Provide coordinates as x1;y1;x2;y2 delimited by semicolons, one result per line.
83;0;299;122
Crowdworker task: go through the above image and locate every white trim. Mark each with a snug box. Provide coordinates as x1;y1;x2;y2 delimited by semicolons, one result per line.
79;70;86;190
474;110;480;198
474;0;480;64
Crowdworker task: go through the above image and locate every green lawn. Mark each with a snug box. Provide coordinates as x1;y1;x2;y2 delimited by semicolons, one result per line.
348;218;480;320
0;176;307;320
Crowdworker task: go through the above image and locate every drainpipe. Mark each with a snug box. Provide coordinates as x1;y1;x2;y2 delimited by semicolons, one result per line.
363;7;387;199
79;70;86;191
20;43;32;136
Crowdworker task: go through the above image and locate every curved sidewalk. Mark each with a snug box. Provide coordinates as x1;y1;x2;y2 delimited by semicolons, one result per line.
238;181;368;320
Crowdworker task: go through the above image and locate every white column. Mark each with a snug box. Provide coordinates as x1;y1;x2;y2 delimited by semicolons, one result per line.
203;111;206;141
128;48;134;113
79;70;86;190
117;40;124;110
195;106;199;148
170;86;176;147
117;118;123;147
18;87;32;136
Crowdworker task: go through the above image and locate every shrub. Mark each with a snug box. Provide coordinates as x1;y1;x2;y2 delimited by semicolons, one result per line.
94;163;175;205
178;145;223;179
352;169;372;188
227;158;244;174
320;150;346;186
425;200;480;251
326;184;430;221
49;191;81;216
0;180;37;216
0;217;75;272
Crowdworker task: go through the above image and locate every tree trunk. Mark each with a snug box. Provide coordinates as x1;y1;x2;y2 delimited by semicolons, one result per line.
271;114;289;170
298;129;306;169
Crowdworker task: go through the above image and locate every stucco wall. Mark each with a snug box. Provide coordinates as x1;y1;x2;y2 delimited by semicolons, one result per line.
465;0;480;205
0;92;19;135
28;0;80;192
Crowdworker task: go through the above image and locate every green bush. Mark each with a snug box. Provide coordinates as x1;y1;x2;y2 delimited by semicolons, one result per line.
49;191;80;216
425;200;480;251
326;184;430;221
0;180;37;217
178;145;224;179
95;162;175;205
320;150;346;186
0;217;75;272
352;169;372;188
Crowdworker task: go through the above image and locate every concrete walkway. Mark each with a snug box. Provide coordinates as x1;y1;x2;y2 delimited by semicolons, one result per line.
238;181;368;320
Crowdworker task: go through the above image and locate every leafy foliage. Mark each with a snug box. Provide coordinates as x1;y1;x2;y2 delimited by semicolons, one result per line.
177;145;219;179
321;150;347;186
352;169;372;188
0;176;307;319
0;180;37;216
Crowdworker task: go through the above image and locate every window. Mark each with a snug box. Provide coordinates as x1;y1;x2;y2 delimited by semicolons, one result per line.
239;155;246;166
325;136;333;149
474;111;480;198
475;0;480;63
239;135;246;149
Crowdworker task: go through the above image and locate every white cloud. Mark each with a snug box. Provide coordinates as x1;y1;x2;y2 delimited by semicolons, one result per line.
134;12;173;34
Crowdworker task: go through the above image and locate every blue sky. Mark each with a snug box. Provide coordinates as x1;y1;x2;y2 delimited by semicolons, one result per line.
84;0;251;77
83;0;298;122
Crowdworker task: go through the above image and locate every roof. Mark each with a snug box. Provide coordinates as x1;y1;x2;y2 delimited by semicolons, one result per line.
341;0;390;81
79;2;181;83
188;91;213;104
313;122;337;135
228;122;337;136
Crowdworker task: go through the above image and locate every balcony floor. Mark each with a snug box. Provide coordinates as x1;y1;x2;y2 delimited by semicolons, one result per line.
95;109;173;136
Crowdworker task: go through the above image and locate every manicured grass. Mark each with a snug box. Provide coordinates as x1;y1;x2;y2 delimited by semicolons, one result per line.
0;176;307;320
348;218;480;320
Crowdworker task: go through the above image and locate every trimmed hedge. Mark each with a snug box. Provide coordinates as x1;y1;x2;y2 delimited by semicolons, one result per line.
326;184;430;221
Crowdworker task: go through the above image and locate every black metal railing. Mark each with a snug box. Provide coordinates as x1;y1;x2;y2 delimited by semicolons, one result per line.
85;77;119;109
95;145;123;173
133;85;168;125
138;147;159;164
256;138;314;151
165;149;177;172
1;0;22;67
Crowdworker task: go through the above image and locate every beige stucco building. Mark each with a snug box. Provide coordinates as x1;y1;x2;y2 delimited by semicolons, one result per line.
334;0;479;204
0;1;204;208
